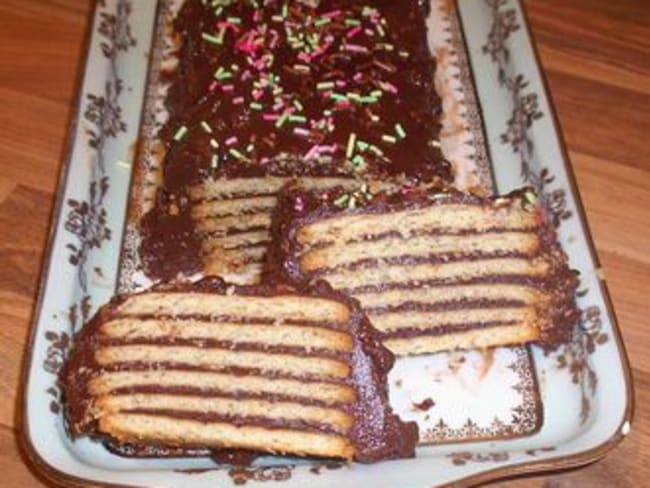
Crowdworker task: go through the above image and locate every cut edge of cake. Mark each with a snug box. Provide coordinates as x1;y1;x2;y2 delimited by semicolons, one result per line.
265;184;581;356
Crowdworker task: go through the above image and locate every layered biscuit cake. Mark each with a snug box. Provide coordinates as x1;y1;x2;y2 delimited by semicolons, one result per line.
139;0;451;285
267;186;581;355
60;278;418;462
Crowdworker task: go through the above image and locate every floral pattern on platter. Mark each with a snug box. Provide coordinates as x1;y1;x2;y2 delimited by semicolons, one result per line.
419;347;540;443
42;0;136;415
227;466;295;485
447;451;510;466
482;0;607;427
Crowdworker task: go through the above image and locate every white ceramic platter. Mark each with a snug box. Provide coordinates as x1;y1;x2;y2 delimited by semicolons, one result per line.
21;1;633;487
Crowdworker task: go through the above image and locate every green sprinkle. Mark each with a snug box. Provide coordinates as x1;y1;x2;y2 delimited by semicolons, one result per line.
200;121;212;133
330;93;348;102
395;123;406;139
357;140;369;151
317;81;335;91
115;160;131;170
345;19;361;26
346;133;357;158
289;115;307;123
275;111;290;128
249;102;263;111
174;126;188;141
201;32;222;45
382;134;397;144
315;17;331;27
525;191;538;204
282;3;288;18
227;16;242;24
352;154;366;169
333;194;349;207
214;67;232;80
229;148;250;161
359;95;378;104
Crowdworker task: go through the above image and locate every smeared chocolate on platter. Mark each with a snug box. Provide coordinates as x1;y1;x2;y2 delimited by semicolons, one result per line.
139;0;451;283
59;277;418;463
266;184;581;355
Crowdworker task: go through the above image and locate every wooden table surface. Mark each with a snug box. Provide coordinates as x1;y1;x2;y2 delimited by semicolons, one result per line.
0;0;648;486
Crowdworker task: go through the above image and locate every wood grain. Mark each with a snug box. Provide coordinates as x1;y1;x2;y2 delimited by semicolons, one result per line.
0;0;647;486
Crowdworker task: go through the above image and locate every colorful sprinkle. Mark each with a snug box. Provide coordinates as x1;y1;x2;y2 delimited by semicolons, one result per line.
201;32;223;45
173;126;188;141
346;133;357;158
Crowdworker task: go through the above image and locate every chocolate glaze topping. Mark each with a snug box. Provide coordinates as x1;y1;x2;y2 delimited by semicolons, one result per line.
265;185;581;345
140;0;451;281
59;277;418;463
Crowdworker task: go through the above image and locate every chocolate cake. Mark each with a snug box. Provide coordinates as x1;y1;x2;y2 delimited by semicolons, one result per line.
59;278;418;463
139;0;451;284
267;186;581;355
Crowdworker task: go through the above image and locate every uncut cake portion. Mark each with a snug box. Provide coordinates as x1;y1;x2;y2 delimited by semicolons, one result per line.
59;278;418;463
266;186;581;356
139;0;451;285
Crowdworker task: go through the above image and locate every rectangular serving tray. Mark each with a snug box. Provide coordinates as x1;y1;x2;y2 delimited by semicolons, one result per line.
20;1;633;487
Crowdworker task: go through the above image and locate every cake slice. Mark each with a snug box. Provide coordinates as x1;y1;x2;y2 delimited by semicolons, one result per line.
266;186;581;356
59;278;418;463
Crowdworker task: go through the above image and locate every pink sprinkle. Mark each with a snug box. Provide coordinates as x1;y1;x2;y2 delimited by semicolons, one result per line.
322;10;342;18
353;73;363;82
252;89;264;100
293;127;310;137
294;197;305;212
225;136;238;146
379;81;398;93
270;31;280;49
298;52;311;63
253;10;262;22
304;145;321;160
347;26;362;39
263;113;279;121
222;84;235;92
335;80;347;88
345;44;369;53
233;96;244;105
217;21;239;33
209;81;218;92
241;69;253;81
